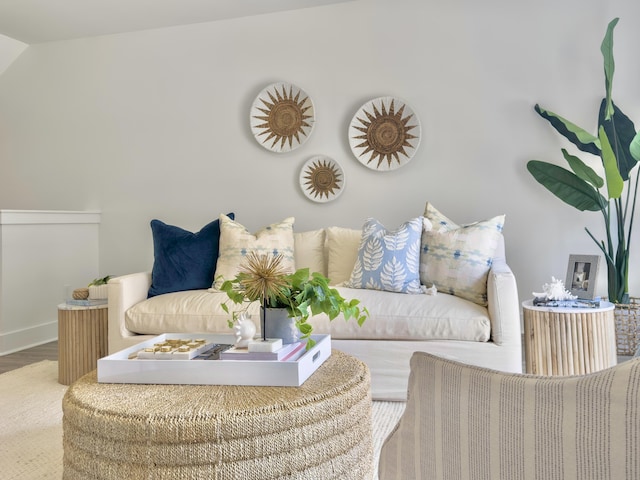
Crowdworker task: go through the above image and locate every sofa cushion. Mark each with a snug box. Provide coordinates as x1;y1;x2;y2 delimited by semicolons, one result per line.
326;226;362;285
125;287;490;342
213;215;296;289
126;289;261;335
346;217;424;294
313;287;490;341
294;229;327;277
420;203;504;306
147;214;233;297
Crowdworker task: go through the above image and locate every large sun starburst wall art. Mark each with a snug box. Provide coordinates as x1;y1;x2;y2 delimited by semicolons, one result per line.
250;82;315;153
349;96;421;171
299;155;344;203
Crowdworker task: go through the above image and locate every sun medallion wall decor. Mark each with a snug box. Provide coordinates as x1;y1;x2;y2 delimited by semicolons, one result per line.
349;96;421;171
250;82;315;153
299;155;344;203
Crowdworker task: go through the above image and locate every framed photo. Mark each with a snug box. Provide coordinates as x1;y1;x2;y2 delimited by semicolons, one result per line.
565;254;600;299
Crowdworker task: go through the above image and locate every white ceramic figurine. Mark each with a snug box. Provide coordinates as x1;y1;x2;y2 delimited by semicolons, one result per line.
233;313;257;348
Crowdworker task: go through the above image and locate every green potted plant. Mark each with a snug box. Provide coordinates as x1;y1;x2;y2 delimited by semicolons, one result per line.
87;275;111;300
220;252;368;349
527;17;640;304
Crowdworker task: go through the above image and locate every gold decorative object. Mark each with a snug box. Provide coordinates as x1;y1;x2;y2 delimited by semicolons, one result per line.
299;155;344;203
72;288;89;300
349;96;421;171
250;82;315;153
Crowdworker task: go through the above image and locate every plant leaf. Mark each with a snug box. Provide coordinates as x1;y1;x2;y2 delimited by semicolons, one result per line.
561;148;604;188
297;322;312;335
527;160;605;211
599;126;624;199
598;99;638;180
601;17;619;120
535;104;600;156
631;130;640;162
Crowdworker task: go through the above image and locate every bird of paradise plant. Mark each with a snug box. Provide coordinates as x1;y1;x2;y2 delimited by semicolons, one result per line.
527;17;640;303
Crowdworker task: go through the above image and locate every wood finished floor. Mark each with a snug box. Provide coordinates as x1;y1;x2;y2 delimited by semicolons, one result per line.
0;341;58;374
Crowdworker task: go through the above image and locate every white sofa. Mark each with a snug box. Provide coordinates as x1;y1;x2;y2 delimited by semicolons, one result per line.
108;226;522;401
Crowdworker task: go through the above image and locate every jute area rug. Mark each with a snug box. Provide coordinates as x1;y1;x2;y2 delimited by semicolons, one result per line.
1;360;405;480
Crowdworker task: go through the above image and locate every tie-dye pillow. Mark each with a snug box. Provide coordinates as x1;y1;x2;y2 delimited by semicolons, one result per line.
420;203;504;306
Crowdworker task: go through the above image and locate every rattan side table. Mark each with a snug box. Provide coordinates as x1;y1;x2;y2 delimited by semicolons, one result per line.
58;303;108;385
523;299;616;376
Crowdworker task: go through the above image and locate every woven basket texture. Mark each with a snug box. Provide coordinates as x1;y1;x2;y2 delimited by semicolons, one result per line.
62;350;373;479
71;288;89;300
614;297;640;356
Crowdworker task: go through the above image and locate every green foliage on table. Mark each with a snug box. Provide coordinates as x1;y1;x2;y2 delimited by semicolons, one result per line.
219;253;368;349
527;18;640;303
88;275;111;287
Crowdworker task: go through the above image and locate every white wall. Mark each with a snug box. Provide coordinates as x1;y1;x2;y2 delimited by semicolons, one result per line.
0;34;27;76
0;0;639;306
0;210;99;354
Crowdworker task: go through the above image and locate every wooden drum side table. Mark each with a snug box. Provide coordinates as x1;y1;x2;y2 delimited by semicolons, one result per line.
58;304;108;385
523;299;616;376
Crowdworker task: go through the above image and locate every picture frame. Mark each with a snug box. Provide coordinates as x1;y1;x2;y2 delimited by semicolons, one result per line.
565;254;600;300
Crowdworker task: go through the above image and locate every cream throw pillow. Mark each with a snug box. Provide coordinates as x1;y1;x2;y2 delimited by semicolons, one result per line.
212;215;295;289
420;203;504;306
326;226;362;285
294;229;327;277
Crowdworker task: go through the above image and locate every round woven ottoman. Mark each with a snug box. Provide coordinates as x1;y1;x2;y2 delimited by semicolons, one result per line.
62;350;373;479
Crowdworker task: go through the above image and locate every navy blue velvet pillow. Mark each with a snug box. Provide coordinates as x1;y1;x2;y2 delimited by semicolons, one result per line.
147;213;234;297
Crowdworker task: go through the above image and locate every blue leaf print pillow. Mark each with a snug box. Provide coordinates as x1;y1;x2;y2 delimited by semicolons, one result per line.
346;217;425;294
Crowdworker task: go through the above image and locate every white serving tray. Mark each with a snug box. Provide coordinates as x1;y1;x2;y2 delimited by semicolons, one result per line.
97;334;331;387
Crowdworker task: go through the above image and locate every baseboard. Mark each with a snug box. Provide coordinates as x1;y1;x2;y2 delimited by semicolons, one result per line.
0;321;58;356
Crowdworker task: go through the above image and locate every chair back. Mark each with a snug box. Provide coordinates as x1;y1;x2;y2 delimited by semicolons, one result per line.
379;352;640;480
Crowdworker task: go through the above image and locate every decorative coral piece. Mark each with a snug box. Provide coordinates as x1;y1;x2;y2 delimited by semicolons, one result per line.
533;277;577;301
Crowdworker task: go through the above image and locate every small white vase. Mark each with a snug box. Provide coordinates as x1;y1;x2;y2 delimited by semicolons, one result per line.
263;307;300;344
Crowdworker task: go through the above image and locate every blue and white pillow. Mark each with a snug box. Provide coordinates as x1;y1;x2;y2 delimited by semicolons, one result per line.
420;203;505;306
346;217;425;294
212;215;296;289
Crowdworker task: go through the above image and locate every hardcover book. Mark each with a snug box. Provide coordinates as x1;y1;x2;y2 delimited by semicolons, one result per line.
220;341;306;361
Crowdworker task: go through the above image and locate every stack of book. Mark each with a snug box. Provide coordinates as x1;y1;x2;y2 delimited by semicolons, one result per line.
220;341;307;362
532;297;601;308
65;298;108;307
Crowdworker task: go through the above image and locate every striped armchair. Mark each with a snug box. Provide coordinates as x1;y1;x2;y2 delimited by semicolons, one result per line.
379;351;640;480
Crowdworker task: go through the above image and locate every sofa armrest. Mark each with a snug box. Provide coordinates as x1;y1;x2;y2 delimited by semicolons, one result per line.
486;257;521;347
107;272;151;354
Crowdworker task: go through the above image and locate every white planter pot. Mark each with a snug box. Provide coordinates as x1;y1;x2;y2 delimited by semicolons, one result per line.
88;284;109;300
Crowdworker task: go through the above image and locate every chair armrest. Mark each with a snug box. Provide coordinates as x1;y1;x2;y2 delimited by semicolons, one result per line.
107;272;151;354
487;257;521;347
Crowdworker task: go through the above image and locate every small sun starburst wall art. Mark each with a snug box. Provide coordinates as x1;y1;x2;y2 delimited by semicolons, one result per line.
299;155;344;203
250;82;315;153
349;96;421;171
